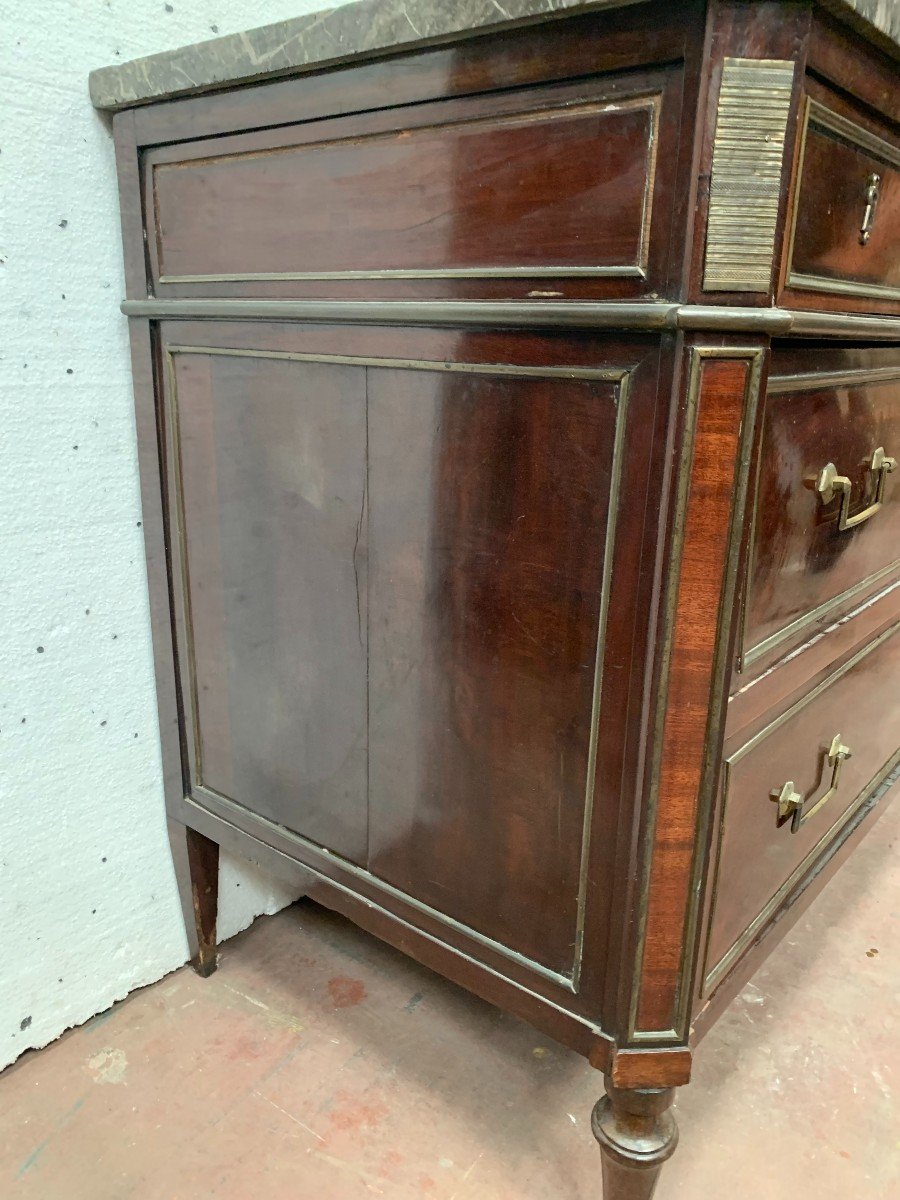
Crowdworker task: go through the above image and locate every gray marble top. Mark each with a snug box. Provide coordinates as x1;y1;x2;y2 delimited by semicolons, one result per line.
89;0;899;112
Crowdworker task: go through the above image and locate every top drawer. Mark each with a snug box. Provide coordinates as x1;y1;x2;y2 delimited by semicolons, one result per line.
142;68;681;302
781;88;900;313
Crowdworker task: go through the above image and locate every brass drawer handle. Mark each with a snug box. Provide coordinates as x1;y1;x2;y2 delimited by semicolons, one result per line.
771;734;852;834
816;446;896;531
859;172;881;245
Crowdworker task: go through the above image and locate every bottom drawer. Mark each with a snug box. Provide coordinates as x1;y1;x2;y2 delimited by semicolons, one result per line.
703;621;900;993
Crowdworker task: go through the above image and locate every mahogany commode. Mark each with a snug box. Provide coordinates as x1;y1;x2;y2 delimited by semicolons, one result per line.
91;1;900;1194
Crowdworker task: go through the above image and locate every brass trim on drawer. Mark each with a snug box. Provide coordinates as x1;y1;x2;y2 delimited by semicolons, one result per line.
703;619;900;995
741;556;900;670
766;365;900;394
785;98;900;303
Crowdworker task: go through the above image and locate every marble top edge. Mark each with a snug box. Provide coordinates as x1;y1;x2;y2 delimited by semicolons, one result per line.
88;0;643;112
89;0;899;112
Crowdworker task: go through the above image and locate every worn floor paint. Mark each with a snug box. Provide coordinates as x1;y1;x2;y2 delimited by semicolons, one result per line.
2;800;898;1199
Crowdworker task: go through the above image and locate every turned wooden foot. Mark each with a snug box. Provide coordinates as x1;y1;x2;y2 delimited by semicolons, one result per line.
591;1082;678;1200
168;819;220;977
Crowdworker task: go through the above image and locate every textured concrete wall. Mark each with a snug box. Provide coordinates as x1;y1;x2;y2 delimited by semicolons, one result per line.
0;0;335;1072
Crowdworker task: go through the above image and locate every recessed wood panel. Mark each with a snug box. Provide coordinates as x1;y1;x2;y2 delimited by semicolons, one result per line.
366;365;626;976
162;330;638;983
166;349;369;863
147;81;660;291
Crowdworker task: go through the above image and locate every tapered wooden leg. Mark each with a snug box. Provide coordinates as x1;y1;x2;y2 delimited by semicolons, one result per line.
591;1082;678;1200
168;818;220;977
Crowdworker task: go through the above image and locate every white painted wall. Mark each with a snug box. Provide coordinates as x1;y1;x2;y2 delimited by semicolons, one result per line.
0;0;340;1072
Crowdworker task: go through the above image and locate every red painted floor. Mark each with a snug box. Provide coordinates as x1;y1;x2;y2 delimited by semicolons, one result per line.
2;799;898;1199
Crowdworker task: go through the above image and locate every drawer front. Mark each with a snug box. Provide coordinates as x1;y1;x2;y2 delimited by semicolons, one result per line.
741;359;900;667
144;71;674;300
705;621;900;994
784;95;900;309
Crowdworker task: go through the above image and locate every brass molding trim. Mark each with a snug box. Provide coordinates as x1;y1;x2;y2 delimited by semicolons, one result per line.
735;621;900;765
703;58;795;294
194;782;578;992
782;311;900;338
627;345;766;1045
766;365;900;394
160;267;648;283
152;94;660;286
177;791;612;1041
572;366;633;992
121;297;900;338
787;273;900;303
162;344;633;995
702;620;900;995
803;101;900;173
164;344;630;380
785;98;900;303
130;298;680;328
742;557;900;670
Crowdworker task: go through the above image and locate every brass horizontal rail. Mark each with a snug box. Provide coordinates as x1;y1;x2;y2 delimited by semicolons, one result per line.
121;297;900;339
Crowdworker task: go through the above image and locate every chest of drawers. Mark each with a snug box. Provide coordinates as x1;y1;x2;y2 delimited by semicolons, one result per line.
91;1;900;1194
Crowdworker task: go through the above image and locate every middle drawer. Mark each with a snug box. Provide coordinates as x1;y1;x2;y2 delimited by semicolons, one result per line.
740;349;900;670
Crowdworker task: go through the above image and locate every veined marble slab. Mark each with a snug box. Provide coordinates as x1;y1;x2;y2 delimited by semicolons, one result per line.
89;0;899;111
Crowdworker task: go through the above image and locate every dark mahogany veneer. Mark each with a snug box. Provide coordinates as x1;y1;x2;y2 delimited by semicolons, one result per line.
100;1;899;1195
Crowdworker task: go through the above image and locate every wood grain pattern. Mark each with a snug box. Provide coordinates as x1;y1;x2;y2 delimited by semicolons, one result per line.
808;11;900;132
634;352;755;1034
156;319;666;1023
366;363;625;975
165;348;370;863
729;577;900;740
607;1045;693;1089
168;819;220;977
